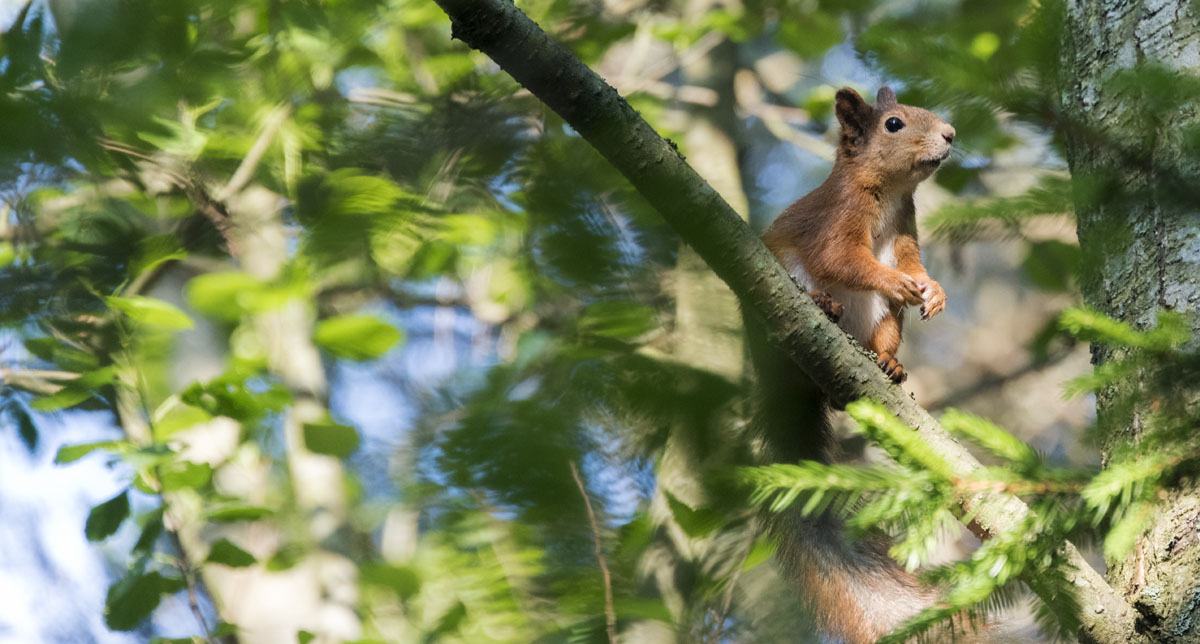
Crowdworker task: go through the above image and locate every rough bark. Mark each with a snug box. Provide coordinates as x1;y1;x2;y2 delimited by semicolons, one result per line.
430;0;1140;640
1063;1;1200;640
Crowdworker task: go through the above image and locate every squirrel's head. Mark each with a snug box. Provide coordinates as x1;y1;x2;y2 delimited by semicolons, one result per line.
833;86;955;188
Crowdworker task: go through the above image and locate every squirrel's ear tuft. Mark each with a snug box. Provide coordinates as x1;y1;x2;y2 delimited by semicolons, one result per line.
876;86;897;109
835;87;873;153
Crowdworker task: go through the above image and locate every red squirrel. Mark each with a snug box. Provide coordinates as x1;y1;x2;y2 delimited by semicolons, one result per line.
747;86;956;642
763;85;952;382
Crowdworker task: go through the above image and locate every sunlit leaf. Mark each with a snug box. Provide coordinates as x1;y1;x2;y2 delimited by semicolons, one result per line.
55;440;124;464
361;563;420;600
314;314;403;360
158;461;213;492
206;504;274;523
151;399;213;440
186;271;263;321
31;385;96;412
107;296;194;331
741;536;777;572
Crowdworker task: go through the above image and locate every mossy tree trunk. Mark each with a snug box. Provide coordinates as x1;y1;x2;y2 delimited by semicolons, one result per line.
1063;1;1200;640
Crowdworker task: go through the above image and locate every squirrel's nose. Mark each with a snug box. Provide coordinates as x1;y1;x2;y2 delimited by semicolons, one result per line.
942;126;956;144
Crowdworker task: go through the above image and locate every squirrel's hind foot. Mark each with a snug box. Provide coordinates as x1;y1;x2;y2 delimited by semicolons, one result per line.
877;353;907;383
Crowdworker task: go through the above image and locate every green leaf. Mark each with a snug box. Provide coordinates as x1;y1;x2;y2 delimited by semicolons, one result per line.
107;295;194;331
846;401;957;482
613;596;672;622
429;601;468;639
664;492;724;538
314;314;403;360
86;490;130;541
266;543;306;571
776;12;843;59
302;419;360;458
1081;455;1169;519
55;440;124;464
927;175;1073;242
158;461;213;492
206;504;274;523
1103;502;1155;561
941;409;1039;468
185;271;262;321
10;403;38;451
134;509;164;554
1059;308;1189;351
151;399;213;440
207;538;257;568
361;563;420;600
32;386;95;412
741;536;777;572
184;269;309;319
1022;240;1080;292
105;570;178;631
577;301;659;341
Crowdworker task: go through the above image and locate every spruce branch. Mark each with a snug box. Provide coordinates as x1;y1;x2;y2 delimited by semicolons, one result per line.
428;1;1142;640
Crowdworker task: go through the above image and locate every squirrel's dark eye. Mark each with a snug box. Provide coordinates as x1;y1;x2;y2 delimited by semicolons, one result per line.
884;117;905;133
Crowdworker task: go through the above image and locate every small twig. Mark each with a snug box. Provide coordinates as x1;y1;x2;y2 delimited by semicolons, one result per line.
0;367;79;395
569;461;617;644
168;525;217;644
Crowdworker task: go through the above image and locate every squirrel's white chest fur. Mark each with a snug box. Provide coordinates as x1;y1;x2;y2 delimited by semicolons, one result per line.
788;196;903;346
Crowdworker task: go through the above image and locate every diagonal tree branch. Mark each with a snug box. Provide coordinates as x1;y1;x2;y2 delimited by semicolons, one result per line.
428;1;1141;641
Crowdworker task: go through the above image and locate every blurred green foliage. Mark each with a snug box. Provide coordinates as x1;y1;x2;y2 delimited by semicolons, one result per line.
0;0;1197;641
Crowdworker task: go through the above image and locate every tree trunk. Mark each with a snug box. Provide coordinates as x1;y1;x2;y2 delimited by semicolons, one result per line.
1063;1;1200;640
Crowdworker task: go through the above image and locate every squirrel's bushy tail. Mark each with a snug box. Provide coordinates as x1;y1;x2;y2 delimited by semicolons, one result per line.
744;311;935;643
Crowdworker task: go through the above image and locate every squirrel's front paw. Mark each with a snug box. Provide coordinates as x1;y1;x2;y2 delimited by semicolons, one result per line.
919;279;947;320
880;271;924;307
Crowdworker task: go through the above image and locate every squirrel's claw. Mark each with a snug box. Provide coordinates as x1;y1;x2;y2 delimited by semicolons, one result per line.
919;279;947;320
877;353;907;384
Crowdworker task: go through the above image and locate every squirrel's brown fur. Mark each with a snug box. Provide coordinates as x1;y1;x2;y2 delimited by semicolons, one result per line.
763;85;952;382
749;86;954;642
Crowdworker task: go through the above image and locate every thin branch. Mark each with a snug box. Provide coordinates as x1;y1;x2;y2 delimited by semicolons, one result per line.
0;367;78;395
99;138;240;255
569;461;617;644
428;2;1141;641
167;524;217;644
